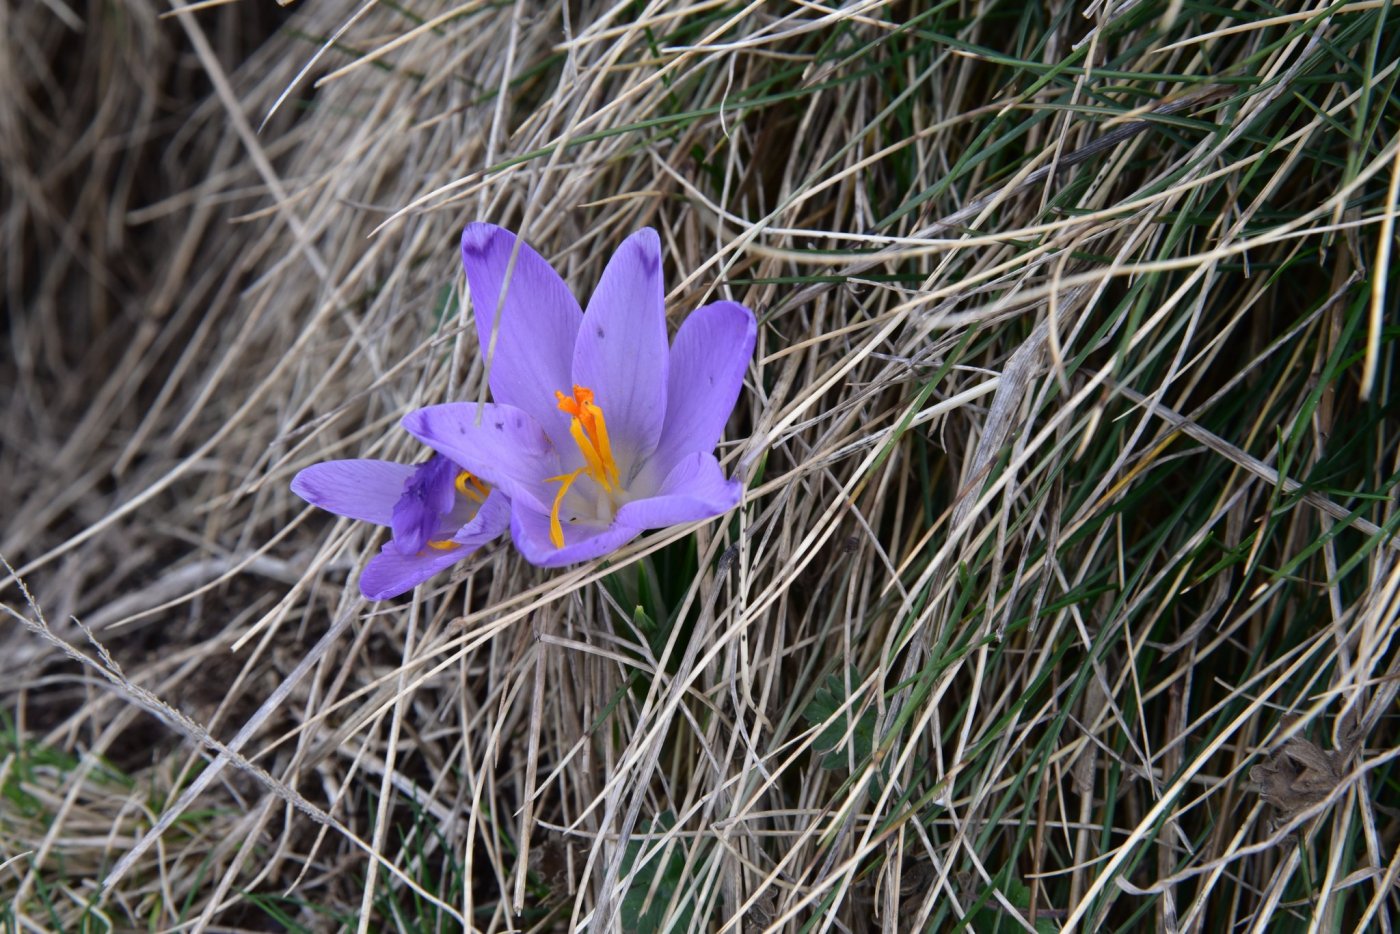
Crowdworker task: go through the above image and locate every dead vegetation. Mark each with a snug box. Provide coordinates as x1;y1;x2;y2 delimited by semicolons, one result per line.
3;1;1398;931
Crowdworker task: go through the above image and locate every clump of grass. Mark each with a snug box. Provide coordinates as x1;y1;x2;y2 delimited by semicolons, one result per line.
3;1;1398;931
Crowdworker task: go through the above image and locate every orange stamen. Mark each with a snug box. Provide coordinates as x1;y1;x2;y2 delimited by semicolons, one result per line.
555;385;620;491
454;470;488;503
545;385;624;549
428;539;457;551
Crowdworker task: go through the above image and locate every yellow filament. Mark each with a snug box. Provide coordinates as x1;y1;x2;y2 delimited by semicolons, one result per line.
428;539;457;551
545;466;587;549
582;400;619;487
569;419;610;491
454;470;488;503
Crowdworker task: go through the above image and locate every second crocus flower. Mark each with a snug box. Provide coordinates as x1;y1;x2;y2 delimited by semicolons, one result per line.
292;453;509;598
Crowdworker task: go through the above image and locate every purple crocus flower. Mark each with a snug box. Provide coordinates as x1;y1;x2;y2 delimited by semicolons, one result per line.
291;453;509;598
402;223;756;567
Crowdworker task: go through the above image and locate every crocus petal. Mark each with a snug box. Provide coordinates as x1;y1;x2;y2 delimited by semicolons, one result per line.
614;452;741;529
359;543;475;600
390;455;456;555
291;459;417;526
461;223;582;440
572;228;668;471
359;489;511;599
402;402;558;514
647;300;756;477
510;507;642;568
451;488;512;543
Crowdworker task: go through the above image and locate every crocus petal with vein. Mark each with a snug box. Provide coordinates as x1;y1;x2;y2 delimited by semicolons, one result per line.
403;224;756;567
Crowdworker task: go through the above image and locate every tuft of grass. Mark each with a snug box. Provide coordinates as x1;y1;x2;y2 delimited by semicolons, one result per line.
3;0;1398;931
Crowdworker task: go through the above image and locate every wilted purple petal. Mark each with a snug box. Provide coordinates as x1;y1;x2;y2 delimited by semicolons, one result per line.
647;300;756;478
510;506;642;568
402;402;559;514
291;459;417;526
572;228;668;471
615;452;741;529
390;455;457;555
462;223;582;441
359;542;475;600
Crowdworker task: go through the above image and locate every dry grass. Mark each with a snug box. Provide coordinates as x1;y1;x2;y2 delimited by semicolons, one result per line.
3;1;1399;931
